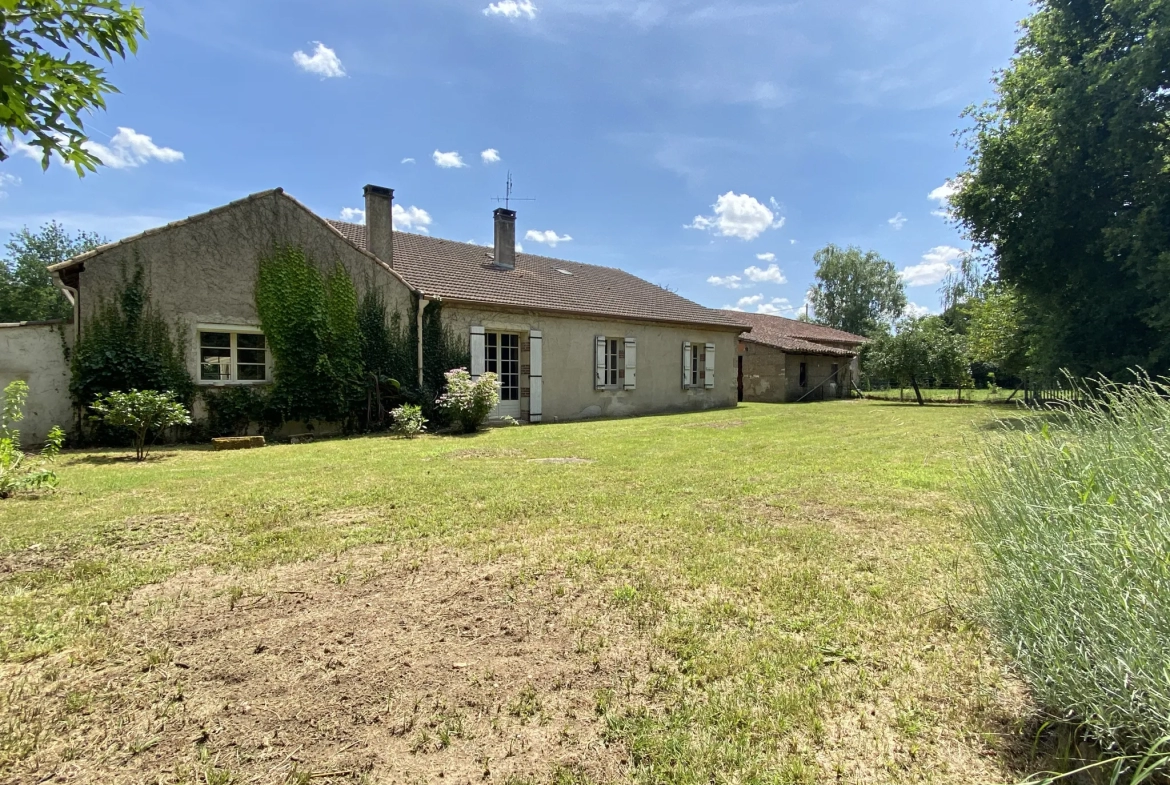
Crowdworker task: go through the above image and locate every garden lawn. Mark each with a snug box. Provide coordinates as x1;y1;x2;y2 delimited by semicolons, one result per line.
0;401;1030;784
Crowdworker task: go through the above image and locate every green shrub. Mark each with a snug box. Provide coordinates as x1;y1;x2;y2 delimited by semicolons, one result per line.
89;389;192;461
201;386;272;437
390;403;426;439
70;260;193;414
965;376;1170;752
436;369;498;433
0;381;65;498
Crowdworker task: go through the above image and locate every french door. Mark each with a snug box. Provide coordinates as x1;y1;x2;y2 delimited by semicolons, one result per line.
485;332;521;418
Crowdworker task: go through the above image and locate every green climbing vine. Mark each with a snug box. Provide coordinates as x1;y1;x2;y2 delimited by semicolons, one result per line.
255;246;365;426
70;259;193;412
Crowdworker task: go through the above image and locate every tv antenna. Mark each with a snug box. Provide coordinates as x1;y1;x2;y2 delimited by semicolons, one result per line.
492;172;535;210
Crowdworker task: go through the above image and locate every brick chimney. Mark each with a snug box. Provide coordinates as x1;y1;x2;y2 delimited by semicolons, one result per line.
364;184;394;267
493;207;517;270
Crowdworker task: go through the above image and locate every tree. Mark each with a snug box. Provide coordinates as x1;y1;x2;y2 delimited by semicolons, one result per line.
966;285;1031;380
0;221;103;322
2;1;147;174
807;244;907;337
952;0;1170;377
89;389;191;461
866;316;969;405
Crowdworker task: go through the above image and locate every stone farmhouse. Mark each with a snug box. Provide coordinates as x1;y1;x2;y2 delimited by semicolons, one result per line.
1;185;756;442
729;311;866;403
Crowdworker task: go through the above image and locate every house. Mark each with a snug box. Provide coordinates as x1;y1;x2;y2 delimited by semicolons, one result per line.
727;311;867;403
1;185;750;442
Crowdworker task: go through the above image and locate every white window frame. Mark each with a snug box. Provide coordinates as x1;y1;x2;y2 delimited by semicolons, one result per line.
604;337;621;388
690;343;701;387
196;324;271;386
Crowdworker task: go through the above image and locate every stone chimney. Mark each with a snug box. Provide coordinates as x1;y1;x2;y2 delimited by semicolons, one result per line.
493;208;517;270
364;184;394;267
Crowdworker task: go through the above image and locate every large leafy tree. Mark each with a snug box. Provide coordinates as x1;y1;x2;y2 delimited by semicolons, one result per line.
952;0;1170;377
866;316;969;406
1;1;147;174
0;221;103;322
807;244;907;338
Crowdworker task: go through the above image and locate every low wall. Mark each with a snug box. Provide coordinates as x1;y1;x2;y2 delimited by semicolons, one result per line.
0;321;74;444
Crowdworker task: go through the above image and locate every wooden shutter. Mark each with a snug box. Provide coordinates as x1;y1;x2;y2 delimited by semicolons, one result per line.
470;326;485;379
704;343;716;389
624;337;637;390
682;341;692;388
529;330;543;423
595;336;606;389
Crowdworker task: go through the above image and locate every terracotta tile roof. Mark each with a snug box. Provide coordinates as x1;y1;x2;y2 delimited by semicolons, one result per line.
328;221;748;331
725;310;865;357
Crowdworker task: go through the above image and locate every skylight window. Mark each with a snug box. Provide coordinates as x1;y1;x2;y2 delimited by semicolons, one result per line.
555;268;573;276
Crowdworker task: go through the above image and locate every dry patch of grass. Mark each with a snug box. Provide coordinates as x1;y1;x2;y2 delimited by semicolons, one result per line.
3;551;653;784
0;402;1044;783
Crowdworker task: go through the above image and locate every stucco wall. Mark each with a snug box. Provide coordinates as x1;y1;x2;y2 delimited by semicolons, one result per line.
441;305;739;421
70;191;416;391
0;323;74;444
740;343;788;403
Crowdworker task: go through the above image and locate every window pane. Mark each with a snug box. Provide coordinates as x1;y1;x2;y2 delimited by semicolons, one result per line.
200;332;230;348
201;347;231;381
237;349;266;365
237;364;267;381
237;333;265;349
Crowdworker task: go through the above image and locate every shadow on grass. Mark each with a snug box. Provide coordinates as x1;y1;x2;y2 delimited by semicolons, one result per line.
65;450;189;466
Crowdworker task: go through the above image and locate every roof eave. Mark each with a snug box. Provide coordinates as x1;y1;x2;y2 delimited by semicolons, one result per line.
437;296;751;332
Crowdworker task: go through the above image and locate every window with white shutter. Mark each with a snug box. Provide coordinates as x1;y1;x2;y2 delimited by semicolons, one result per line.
594;336;607;389
624;337;637;390
704;343;716;389
529;330;543;423
470;326;486;379
682;341;692;388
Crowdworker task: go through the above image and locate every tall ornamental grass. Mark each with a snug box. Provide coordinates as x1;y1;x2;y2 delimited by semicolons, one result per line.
966;377;1170;751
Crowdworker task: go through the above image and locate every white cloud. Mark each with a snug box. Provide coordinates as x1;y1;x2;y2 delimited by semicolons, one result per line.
790;239;797;245
744;263;786;284
83;127;184;169
687;191;785;241
707;274;745;289
338;204;432;233
433;150;468;169
525;229;572;247
8;137;41;161
483;0;537;18
757;298;798;317
0;172;20;198
900;245;963;286
293;42;346;78
928;180;960;217
904;302;932;318
723;295;800;317
481;148;501;164
401;157;416;164
515;242;524;253
394;204;433;233
888;212;907;230
756;252;775;262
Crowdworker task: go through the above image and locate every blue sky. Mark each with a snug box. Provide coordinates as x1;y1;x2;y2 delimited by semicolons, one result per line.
1;0;1026;317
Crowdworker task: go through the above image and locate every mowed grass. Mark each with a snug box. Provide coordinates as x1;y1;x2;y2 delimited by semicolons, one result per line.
0;401;1028;783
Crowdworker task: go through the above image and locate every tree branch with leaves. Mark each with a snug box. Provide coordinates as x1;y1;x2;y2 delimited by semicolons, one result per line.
1;0;147;175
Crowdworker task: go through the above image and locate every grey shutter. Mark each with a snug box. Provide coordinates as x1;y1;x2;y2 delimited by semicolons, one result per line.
595;335;606;389
529;330;543;423
704;342;716;389
470;326;485;380
624;337;637;390
682;341;692;388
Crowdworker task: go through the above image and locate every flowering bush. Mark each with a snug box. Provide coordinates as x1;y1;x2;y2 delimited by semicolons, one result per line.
390;403;427;439
89;389;192;461
0;381;65;498
436;369;499;433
